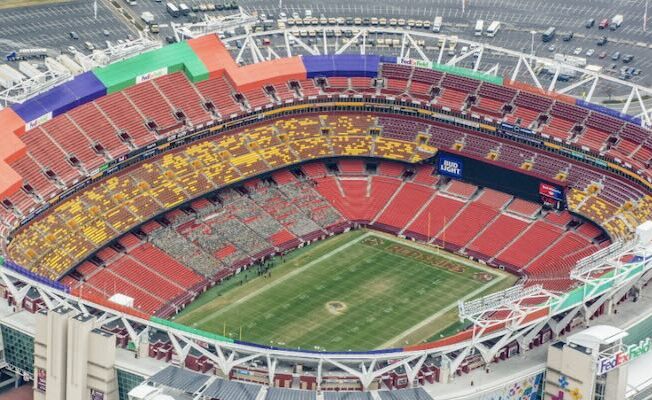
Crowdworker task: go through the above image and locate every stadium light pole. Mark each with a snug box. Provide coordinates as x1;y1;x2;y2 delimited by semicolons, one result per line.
530;30;536;57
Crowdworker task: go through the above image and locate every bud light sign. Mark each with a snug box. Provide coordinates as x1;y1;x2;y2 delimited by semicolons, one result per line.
597;338;650;375
438;155;463;179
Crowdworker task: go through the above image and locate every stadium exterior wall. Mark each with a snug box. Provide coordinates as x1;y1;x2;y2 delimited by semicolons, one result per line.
433;63;503;85
303;54;381;78
396;57;503;85
12;71;107;124
92;41;209;93
187;33;238;79
0;108;27;197
576;98;642;125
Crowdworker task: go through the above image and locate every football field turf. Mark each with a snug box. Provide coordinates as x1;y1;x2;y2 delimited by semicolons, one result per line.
173;230;516;351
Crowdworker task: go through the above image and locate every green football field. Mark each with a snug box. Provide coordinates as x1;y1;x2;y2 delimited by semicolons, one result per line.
173;230;516;351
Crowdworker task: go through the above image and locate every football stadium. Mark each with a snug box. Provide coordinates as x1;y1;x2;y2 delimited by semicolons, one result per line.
0;2;651;400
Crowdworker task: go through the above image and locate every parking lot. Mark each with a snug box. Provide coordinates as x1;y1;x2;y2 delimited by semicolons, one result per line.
114;0;651;92
0;0;136;57
0;0;649;101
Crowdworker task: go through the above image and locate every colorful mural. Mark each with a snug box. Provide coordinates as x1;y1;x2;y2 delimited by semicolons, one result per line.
478;372;544;400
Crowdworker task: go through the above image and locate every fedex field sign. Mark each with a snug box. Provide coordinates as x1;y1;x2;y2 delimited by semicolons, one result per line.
438;155;463;178
597;338;650;375
136;67;168;84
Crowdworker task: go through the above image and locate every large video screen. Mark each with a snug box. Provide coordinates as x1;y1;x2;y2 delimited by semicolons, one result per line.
435;152;565;207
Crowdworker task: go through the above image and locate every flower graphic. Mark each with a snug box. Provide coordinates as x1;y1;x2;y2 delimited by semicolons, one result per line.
509;382;521;396
569;388;583;400
552;390;565;400
558;375;569;389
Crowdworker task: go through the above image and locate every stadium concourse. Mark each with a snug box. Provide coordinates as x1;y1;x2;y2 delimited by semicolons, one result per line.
0;31;650;400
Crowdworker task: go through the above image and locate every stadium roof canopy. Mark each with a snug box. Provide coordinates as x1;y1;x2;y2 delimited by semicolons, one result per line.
202;379;262;400
148;365;210;393
567;325;628;351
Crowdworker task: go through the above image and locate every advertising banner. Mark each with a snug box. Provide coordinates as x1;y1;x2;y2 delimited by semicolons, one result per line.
438;154;464;179
539;182;564;201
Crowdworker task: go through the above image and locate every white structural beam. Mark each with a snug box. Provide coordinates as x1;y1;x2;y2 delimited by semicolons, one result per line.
557;75;597;95
547;66;561;93
405;33;429;63
485;63;499;76
220;26;652;127
522;55;544;91
623;87;636;115
336;30;364;55
287;33;319;55
635;87;652;126
446;46;480;66
436;37;447;65
473;46;484;71
283;31;292;57
172;9;257;40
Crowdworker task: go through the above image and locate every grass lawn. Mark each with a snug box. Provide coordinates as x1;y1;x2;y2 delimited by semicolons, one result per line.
0;0;72;9
174;230;516;351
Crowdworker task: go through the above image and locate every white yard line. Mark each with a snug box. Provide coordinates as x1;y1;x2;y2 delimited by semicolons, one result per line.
378;274;506;349
193;232;372;326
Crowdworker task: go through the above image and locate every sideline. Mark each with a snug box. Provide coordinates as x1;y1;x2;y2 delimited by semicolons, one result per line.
378;274;506;348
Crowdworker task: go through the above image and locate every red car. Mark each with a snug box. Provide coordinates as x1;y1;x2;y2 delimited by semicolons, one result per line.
599;18;609;29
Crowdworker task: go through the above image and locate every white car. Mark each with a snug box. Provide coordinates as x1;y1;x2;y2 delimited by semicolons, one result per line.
585;48;595;56
573;47;583;55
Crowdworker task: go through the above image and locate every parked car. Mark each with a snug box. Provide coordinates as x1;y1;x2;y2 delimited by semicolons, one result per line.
598;51;607;58
585;48;595;56
573;47;583;55
585;18;595;28
611;51;621;60
596;36;608;46
622;54;634;63
562;32;574;41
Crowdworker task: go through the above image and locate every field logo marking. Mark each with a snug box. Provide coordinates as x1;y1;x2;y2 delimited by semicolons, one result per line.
325;301;348;316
